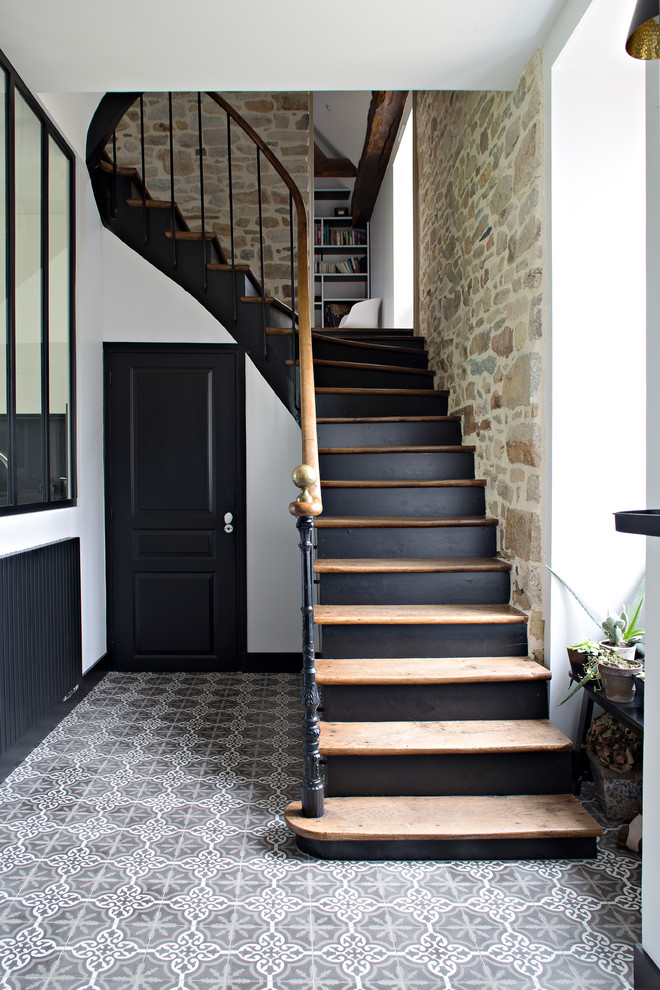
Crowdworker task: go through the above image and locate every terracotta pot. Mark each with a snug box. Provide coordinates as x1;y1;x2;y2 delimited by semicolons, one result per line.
600;641;638;664
597;660;643;703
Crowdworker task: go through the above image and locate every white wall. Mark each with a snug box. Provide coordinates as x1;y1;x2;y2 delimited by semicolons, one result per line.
370;103;414;329
643;57;660;976
101;232;302;653
544;0;646;738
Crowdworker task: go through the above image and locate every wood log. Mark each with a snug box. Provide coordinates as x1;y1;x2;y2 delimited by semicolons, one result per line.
351;92;408;226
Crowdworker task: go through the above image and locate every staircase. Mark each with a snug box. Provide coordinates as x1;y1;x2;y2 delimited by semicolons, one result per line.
285;327;602;859
87;93;602;861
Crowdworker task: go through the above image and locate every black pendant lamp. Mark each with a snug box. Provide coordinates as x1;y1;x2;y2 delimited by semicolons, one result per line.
627;0;660;59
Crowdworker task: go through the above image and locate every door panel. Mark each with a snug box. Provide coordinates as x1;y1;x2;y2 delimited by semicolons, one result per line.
106;346;243;670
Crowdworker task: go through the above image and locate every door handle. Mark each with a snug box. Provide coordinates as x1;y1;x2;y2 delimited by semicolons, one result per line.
224;511;233;533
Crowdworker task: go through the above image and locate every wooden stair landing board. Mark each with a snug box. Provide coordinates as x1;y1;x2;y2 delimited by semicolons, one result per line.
316;387;446;396
285;794;602;842
314;557;511;574
315;657;550;685
317;416;460;424
319;444;475;454
315;516;497;529
319;719;569;756
321;479;486;489
314;604;527;626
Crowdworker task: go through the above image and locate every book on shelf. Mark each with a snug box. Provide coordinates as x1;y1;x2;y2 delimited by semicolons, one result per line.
314;256;367;275
323;302;352;328
318;226;367;247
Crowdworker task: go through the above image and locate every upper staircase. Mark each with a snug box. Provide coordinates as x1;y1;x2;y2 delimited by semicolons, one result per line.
87;93;601;860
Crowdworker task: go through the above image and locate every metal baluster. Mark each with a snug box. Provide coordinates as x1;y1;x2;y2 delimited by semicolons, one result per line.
139;94;149;246
295;507;324;820
111;129;117;218
168;93;177;270
226;113;237;324
256;148;267;359
289;193;299;412
197;93;207;293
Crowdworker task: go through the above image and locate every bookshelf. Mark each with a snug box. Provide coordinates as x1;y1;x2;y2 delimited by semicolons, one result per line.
313;188;370;328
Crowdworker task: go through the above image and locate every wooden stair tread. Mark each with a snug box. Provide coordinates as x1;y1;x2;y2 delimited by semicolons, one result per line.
312;333;426;356
285;795;602;842
319;719;570;755
319;445;475;454
207;262;251;272
314;557;511;573
314;604;528;625
267;327;416;337
241;295;275;304
126;198;168;208
321;479;486;489
100;161;139;177
315;516;497;528
316;656;550;685
165;230;217;240
287;358;433;376
316;387;447;396
317;415;459;423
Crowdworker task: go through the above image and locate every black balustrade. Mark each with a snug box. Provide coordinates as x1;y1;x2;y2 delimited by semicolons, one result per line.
297;515;324;818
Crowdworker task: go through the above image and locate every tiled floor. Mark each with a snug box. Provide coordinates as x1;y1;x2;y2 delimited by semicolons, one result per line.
0;672;641;990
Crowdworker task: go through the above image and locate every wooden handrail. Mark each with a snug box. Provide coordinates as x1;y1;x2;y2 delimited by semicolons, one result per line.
205;93;322;518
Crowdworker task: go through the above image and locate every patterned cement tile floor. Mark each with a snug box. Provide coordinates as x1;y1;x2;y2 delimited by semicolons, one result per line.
0;672;641;990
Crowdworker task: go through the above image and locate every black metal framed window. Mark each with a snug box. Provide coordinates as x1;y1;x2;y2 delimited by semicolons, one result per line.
1;47;76;515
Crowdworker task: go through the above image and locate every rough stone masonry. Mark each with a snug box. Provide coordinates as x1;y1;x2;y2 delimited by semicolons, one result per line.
416;51;545;660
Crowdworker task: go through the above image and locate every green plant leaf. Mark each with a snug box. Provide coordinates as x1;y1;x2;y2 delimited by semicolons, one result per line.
546;565;602;629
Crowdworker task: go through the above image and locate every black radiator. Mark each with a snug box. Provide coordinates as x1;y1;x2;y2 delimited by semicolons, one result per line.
0;538;81;756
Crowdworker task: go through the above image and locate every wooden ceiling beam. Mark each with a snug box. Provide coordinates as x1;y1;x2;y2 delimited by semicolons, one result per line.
351;91;408;226
314;143;357;178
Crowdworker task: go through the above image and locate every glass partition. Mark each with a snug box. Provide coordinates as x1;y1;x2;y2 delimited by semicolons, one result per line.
48;137;71;501
14;91;44;505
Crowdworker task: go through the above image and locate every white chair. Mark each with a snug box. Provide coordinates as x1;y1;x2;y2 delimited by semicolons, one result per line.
338;298;382;329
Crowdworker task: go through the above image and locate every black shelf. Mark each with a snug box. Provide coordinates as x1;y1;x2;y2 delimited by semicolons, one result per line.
614;510;660;537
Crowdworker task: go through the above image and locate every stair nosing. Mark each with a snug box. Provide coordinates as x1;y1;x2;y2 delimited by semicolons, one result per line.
285;795;603;841
316;387;447;396
315;657;550;685
319;719;570;756
313;556;511;573
315;515;497;528
320;479;485;488
314;603;528;625
317;416;460;423
319;445;475;454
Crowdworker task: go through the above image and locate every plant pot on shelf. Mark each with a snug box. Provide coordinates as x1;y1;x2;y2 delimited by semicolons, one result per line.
566;647;587;680
600;641;638;663
633;673;645;706
597;659;644;703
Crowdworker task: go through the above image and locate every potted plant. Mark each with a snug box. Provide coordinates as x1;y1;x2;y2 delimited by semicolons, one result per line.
558;647;607;705
547;567;645;658
597;652;643;704
566;638;602;679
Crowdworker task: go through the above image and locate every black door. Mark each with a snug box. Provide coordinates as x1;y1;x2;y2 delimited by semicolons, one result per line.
105;345;244;670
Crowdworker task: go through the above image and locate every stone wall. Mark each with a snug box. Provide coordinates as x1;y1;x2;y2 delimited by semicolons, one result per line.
112;92;311;304
416;51;545;660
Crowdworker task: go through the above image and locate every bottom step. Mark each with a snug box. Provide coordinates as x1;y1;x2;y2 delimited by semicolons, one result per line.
285;794;602;861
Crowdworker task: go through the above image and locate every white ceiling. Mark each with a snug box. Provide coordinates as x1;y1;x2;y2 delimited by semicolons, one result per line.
0;0;569;93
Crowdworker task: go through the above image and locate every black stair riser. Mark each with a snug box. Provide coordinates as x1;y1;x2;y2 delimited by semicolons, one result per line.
313;340;428;367
325;751;571;797
316;525;497;558
318;421;462;446
315;393;449;417
317;570;511;605
320;451;474;481
319;620;528;659
296;836;598;861
322;681;548;721
321;485;485;517
314;365;434;390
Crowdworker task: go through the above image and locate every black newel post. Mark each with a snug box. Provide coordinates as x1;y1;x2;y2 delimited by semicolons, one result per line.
296;514;324;818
